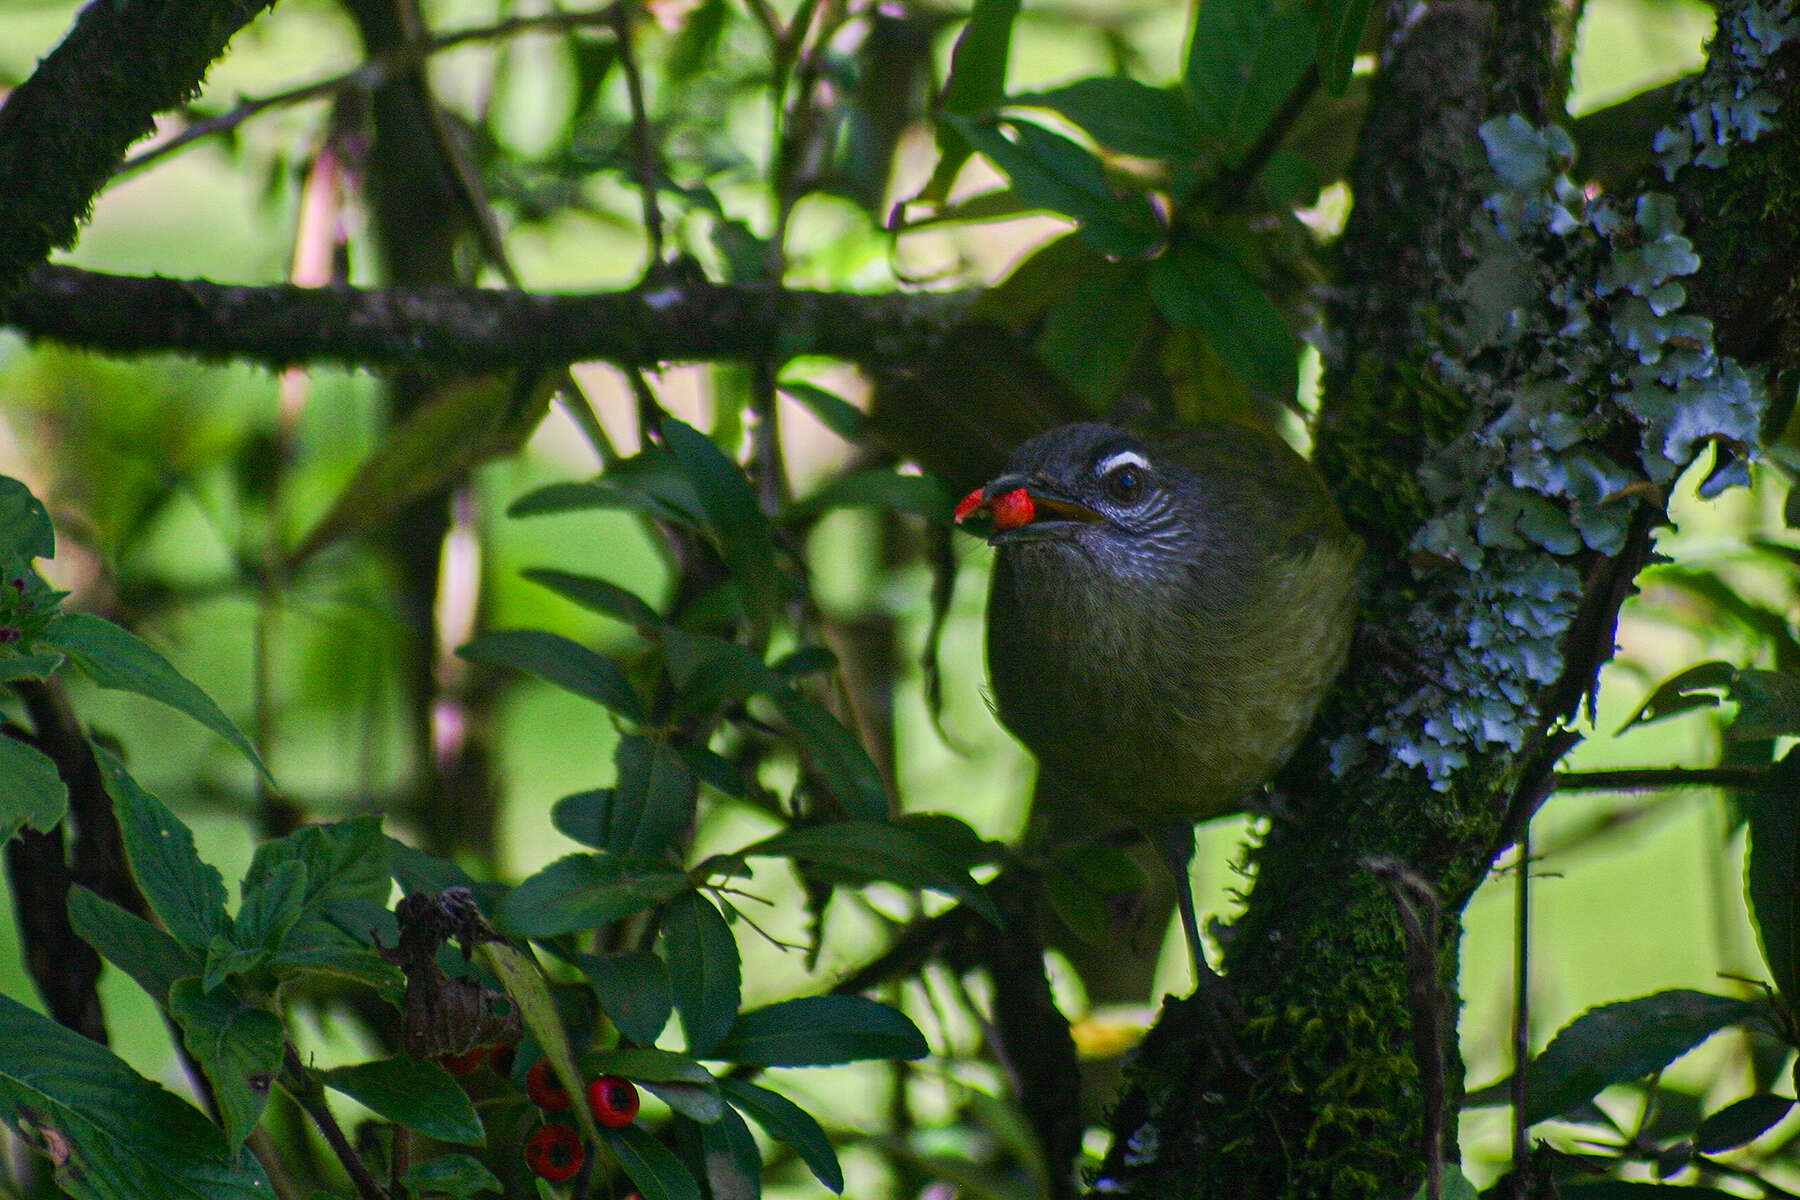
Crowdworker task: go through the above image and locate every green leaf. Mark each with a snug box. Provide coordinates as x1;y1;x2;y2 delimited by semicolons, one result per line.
678;1108;763;1200
291;370;554;565
920;0;1022;204
1728;669;1800;740
269;933;404;999
1036;262;1155;404
319;1057;483;1145
46;613;267;777
244;815;392;913
785;471;953;523
769;691;888;821
459;629;642;722
167;980;283;1149
0;992;272;1199
1306;0;1376;93
776;381;867;442
68;886;202;1004
402;1153;503;1199
473;936;605;1143
0;476;55;563
712;996;927;1067
1483;990;1767;1124
660;416;780;636
232;858;307;957
0;651;65;684
1185;0;1316;161
496;853;691;938
0;733;67;843
1745;751;1800;1007
720;1077;843;1193
603;1122;704;1200
1620;661;1733;730
662;627;784;715
1148;239;1298;399
740;820;998;923
607;736;698;858
579;950;673;1045
99;749;230;950
1694;1092;1794;1153
662;892;741;1057
1558;1186;1744;1198
524;568;660;628
1014;78;1204;160
954;117;1162;259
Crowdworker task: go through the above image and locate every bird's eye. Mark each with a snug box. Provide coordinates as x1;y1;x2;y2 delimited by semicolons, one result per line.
1102;465;1144;504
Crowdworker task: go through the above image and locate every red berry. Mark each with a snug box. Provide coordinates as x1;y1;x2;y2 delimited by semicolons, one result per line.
524;1123;584;1183
525;1058;572;1112
586;1075;640;1128
953;487;987;524
990;488;1035;532
438;1045;488;1076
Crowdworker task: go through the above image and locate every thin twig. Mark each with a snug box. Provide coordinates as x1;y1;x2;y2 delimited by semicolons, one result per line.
609;2;666;265
281;1044;388;1200
116;5;623;178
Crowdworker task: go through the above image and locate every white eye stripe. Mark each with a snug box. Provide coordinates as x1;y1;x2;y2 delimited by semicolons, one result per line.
1096;450;1150;476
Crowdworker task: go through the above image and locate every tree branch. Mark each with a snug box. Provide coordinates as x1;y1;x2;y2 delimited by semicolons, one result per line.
0;0;279;296
0;265;979;373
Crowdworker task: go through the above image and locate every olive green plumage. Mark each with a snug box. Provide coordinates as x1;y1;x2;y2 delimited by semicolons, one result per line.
970;420;1361;838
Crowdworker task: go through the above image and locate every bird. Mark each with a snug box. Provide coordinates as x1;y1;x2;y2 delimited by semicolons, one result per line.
954;419;1361;1003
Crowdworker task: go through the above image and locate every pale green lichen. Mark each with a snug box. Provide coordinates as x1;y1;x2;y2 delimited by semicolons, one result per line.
1656;2;1800;176
1336;106;1771;787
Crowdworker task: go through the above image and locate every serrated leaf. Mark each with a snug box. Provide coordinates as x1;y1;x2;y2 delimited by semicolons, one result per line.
167;980;282;1149
604;1122;704;1200
1185;0;1316;160
1491;990;1767;1124
1148;239;1297;399
769;692;887;821
720;1077;843;1193
1014;78;1204;160
232;859;306;957
776;381;867;441
579;951;673;1045
68;887;201;1004
524;568;660;628
1694;1092;1794;1153
98;749;230;951
47;614;266;777
244;815;392;913
0;992;272;1199
785;471;953;523
740;820;997;923
713;995;927;1067
320;1057;483;1145
496;853;691;938
402;1153;502;1198
660;416;779;636
0;734;67;843
662;892;740;1057
459;629;642;722
0;476;55;563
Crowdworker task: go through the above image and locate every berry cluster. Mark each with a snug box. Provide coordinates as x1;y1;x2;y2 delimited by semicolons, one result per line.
520;1058;641;1183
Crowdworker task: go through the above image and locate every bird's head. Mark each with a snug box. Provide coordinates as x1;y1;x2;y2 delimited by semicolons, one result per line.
953;423;1204;584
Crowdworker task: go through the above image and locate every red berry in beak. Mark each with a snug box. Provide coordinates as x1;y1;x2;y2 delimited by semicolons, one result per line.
990;488;1035;532
953;487;987;523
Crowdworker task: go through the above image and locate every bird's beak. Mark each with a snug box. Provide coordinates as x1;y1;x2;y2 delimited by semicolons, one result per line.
953;474;1103;544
